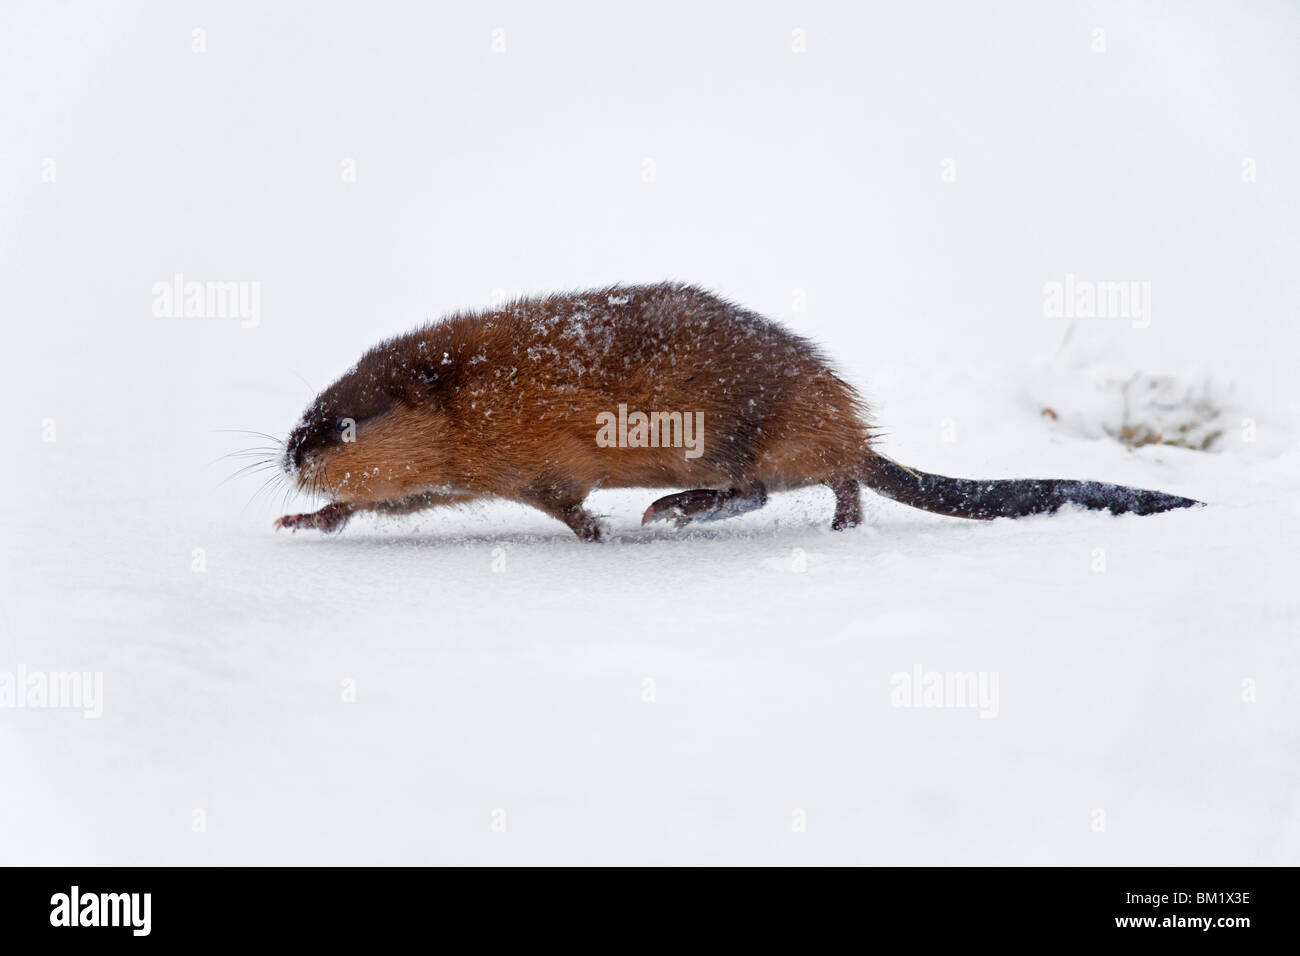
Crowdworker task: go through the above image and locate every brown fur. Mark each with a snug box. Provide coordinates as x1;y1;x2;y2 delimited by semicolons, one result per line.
279;282;873;539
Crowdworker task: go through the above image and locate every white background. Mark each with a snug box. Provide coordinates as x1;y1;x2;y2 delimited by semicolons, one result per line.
1;0;1297;864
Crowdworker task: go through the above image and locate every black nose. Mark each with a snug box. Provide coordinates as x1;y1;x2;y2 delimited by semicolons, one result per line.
286;433;307;472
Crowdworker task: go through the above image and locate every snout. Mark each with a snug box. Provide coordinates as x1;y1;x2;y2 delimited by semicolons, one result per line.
283;429;311;476
281;440;316;488
285;451;324;488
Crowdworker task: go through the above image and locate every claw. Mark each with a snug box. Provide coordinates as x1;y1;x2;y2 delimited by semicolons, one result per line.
274;503;353;534
274;513;310;532
641;501;688;528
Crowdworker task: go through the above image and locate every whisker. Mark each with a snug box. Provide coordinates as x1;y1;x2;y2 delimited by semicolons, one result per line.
219;459;276;488
244;474;280;513
211;428;287;445
278;479;297;516
209;447;281;466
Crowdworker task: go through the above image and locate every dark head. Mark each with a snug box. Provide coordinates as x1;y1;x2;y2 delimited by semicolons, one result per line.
282;332;458;504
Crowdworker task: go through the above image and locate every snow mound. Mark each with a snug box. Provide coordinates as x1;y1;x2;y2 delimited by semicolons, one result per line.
1030;325;1236;453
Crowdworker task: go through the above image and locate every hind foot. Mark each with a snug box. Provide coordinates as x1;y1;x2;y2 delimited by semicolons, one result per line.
642;485;768;528
828;477;862;530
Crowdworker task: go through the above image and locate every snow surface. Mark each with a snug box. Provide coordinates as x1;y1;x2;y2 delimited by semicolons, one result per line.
2;1;1298;865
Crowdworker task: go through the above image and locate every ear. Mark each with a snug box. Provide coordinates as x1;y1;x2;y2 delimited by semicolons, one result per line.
391;354;452;407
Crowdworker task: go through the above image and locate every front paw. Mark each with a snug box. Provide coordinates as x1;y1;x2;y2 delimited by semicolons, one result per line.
274;503;351;534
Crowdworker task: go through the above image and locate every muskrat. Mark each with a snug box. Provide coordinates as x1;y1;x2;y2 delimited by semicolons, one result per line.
273;282;1201;541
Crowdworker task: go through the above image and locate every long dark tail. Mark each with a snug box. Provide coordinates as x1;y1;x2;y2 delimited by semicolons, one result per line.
861;453;1202;520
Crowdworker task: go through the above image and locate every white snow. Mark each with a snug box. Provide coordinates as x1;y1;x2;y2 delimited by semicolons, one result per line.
1;1;1297;865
